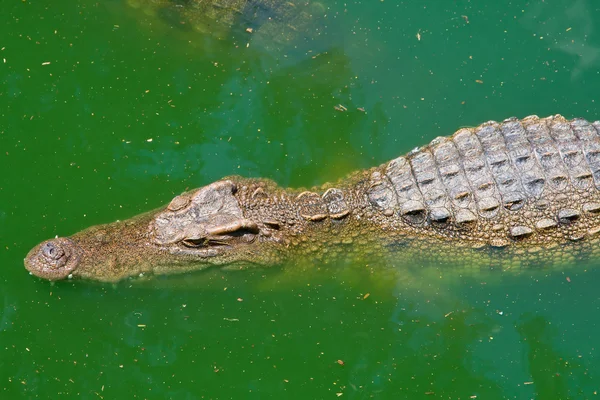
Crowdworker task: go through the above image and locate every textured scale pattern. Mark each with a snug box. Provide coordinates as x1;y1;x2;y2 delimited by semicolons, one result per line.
368;115;600;246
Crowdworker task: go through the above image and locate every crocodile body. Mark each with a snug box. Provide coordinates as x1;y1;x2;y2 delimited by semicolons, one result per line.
25;115;600;282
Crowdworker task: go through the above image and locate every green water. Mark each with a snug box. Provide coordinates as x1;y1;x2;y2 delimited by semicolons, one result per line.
2;0;600;398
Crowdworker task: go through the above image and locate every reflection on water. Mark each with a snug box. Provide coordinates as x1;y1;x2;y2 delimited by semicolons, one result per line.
117;0;332;57
521;0;600;80
344;301;504;397
0;294;16;333
517;313;594;399
106;46;371;185
2;264;599;397
101;0;372;187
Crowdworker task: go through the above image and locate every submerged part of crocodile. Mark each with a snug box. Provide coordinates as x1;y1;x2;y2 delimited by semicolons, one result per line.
125;0;325;45
25;115;600;282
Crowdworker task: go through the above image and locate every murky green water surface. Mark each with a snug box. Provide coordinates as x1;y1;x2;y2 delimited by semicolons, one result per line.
2;0;600;398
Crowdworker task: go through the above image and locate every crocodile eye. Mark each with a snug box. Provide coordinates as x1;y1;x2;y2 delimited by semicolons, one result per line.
182;238;206;248
42;241;65;261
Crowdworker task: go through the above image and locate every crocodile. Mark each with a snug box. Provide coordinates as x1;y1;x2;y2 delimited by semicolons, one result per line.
24;115;600;282
124;0;326;45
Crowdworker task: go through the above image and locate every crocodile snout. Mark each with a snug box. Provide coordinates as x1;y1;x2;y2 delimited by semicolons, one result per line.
24;238;82;280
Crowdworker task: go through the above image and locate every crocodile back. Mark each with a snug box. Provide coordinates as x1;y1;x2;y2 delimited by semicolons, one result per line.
367;115;600;246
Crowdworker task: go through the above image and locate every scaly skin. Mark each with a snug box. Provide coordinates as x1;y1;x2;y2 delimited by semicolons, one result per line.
24;115;600;282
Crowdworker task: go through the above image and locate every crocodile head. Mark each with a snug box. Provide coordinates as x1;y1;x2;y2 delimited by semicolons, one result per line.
25;179;285;282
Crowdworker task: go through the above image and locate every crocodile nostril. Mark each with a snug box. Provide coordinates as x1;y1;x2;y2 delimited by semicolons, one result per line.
25;237;82;280
42;242;65;261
